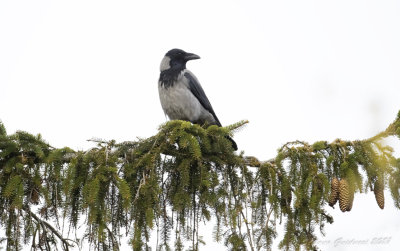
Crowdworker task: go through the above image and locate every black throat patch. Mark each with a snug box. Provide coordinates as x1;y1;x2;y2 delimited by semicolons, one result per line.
159;68;183;88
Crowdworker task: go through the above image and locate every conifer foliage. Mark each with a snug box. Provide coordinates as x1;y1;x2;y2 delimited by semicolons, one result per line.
1;111;400;250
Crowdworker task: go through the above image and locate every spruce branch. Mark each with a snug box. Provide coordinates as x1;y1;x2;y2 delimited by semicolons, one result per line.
1;111;399;250
365;114;400;142
243;111;400;169
225;120;249;134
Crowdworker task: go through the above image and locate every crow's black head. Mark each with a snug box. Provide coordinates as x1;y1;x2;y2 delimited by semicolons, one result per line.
161;48;200;72
159;49;200;87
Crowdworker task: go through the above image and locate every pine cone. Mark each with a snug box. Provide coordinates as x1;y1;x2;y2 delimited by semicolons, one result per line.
328;177;339;207
374;179;385;209
346;187;354;212
339;179;352;212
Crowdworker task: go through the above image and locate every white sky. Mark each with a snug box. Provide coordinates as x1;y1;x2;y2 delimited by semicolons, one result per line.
1;1;399;250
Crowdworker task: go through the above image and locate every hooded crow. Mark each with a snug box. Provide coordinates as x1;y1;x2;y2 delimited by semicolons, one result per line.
158;48;238;150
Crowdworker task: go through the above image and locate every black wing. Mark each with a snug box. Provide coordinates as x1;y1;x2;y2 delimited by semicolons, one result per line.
184;71;222;126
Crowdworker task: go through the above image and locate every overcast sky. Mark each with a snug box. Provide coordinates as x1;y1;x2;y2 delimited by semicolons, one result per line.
1;1;400;250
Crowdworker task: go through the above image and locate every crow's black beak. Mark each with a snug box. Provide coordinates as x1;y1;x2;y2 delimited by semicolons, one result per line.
184;53;200;61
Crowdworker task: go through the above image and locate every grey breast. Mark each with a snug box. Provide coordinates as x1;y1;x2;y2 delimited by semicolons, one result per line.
158;70;216;125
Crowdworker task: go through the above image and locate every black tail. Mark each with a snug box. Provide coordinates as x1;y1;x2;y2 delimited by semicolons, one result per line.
226;136;238;151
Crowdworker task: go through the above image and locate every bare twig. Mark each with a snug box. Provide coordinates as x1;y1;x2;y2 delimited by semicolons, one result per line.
239;210;255;251
87;138;109;144
134;171;147;203
106;225;119;251
23;206;75;251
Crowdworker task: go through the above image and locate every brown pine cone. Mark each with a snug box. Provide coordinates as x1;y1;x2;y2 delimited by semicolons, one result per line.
328;177;340;207
374;178;385;209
